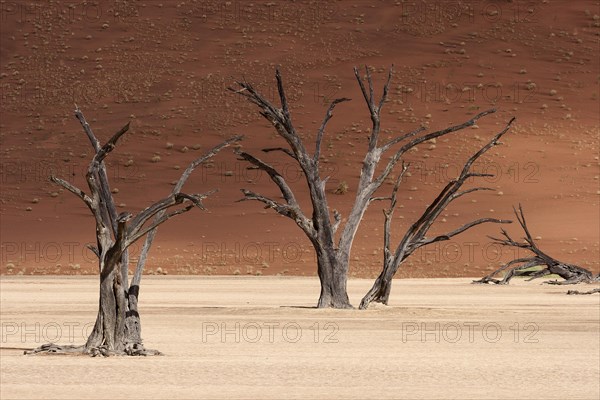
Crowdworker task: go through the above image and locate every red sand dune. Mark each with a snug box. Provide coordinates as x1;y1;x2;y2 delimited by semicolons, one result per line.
1;0;598;278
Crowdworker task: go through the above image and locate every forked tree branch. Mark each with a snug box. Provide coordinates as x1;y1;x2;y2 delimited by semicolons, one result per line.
231;66;518;309
127;202;196;246
359;117;515;309
231;70;352;252
54;108;242;291
237;189;316;239
262;147;297;160
373;110;501;187
314;97;351;163
130;135;242;291
72;107;132;284
50;176;93;209
236;150;301;208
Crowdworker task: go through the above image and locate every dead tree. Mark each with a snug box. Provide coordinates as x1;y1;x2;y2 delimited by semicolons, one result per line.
231;66;509;308
26;107;241;356
359;118;515;309
473;205;599;286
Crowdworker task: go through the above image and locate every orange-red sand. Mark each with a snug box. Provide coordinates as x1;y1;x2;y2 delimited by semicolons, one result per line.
1;2;598;279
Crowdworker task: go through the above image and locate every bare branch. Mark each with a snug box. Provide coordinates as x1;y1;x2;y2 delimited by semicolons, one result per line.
236;150;300;208
407;116;515;242
377;66;393;111
50;176;93;208
93;122;130;165
418;218;512;247
238;188;292;213
230;77;309;169
73;106;132;285
473;258;541;284
334;67;397;258
353;66;372;111
126;204;196;246
174;135;243;193
238;189;316;239
275;68;291;120
314;97;351;163
263;147;297;160
131;137;240;291
458;117;516;177
366;66;374;109
74;106;100;152
515;203;535;245
381;162;410;272
374;109;499;185
86;244;100;259
567;288;600;295
450;187;496;201
380;126;427;153
369;196;392;203
353;65;394;152
127;192;203;239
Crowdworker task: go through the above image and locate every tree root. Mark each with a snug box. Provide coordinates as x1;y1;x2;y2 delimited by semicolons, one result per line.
24;342;162;357
566;288;600;295
24;343;85;355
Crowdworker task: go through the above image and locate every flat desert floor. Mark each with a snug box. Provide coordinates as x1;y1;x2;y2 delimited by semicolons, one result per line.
1;276;598;400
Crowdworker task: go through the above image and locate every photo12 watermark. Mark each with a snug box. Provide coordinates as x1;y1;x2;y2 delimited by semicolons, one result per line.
401;321;540;344
201;321;339;344
1;321;95;344
0;160;142;185
393;81;540;106
0;237;540;270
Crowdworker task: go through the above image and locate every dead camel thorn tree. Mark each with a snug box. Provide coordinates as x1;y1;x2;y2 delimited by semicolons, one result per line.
231;65;515;309
473;204;600;287
359;117;515;309
26;107;241;356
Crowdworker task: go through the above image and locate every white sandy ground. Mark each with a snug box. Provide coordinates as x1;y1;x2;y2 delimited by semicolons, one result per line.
0;276;598;400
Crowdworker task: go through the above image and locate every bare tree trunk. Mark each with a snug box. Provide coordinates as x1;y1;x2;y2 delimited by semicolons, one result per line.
26;108;241;356
84;256;132;353
232;69;354;308
314;249;351;308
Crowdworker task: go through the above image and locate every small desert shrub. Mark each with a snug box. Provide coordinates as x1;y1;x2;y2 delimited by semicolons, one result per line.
334;181;349;195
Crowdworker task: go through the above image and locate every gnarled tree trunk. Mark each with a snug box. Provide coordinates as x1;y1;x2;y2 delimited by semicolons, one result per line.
26;108;241;356
315;248;351;308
